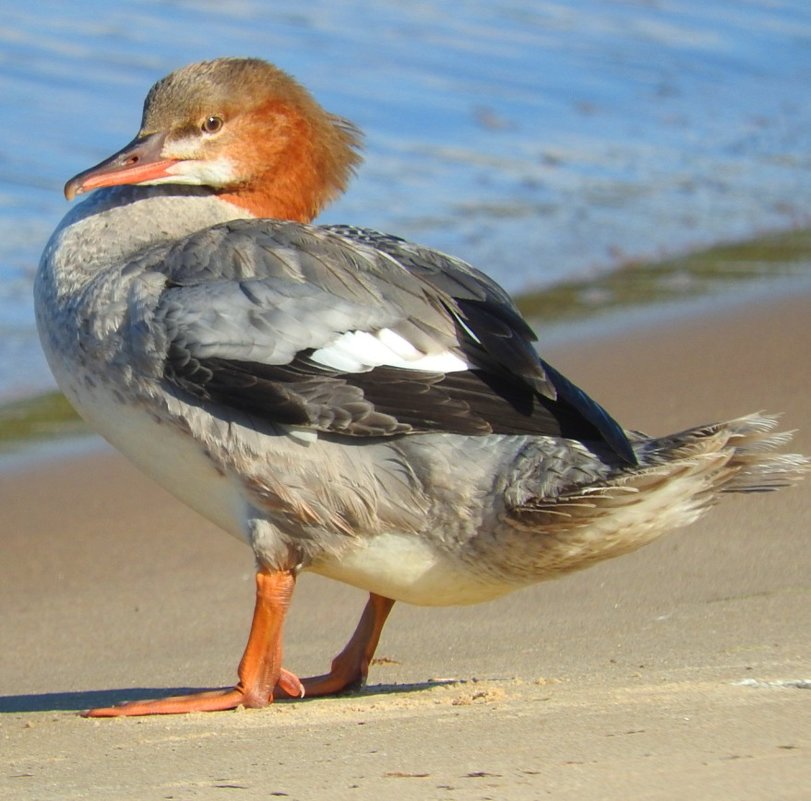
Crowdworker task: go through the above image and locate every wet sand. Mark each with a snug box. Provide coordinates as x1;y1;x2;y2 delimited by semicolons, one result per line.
1;292;809;800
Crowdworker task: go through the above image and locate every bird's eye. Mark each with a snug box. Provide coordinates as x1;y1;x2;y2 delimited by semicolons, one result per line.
201;115;224;134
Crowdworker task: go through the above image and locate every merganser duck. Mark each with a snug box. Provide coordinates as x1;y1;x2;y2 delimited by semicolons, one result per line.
35;57;808;716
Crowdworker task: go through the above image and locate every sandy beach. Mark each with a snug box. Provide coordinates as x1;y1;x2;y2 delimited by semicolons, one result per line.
1;291;809;801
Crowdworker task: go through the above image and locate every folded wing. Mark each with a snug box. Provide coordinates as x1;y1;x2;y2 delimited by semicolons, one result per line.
122;219;636;462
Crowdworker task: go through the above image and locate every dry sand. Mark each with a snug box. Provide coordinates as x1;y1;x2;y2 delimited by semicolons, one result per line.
1;292;809;800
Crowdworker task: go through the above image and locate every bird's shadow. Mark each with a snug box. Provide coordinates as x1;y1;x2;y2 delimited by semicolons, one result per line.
0;679;458;715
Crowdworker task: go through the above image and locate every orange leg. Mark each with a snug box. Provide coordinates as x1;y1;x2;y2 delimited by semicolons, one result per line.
279;592;395;698
84;568;301;717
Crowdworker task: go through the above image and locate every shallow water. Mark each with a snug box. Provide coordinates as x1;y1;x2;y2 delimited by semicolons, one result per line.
2;0;811;399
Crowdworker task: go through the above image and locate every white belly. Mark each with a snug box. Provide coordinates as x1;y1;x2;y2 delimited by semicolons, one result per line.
311;531;518;607
62;380;249;543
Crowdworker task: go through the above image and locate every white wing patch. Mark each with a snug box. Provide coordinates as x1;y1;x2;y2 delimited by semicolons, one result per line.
310;328;469;373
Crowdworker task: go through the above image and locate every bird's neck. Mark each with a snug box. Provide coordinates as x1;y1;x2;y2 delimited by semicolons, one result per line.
47;185;252;281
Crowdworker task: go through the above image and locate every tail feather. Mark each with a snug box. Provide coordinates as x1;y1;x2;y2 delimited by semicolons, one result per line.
639;414;810;493
505;413;808;580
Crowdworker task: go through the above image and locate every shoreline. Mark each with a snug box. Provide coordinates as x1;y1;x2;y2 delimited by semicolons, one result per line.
3;223;811;459
1;288;809;799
